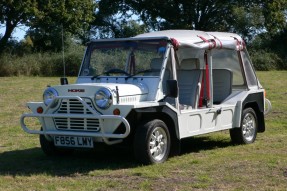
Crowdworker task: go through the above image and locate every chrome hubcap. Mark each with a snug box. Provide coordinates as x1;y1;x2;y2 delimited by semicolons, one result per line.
242;113;256;141
149;127;167;161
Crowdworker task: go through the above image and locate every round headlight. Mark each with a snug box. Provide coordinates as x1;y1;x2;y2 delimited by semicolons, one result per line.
95;88;112;109
43;87;58;106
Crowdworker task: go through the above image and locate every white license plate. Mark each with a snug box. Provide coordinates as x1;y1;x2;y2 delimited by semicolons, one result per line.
54;136;93;148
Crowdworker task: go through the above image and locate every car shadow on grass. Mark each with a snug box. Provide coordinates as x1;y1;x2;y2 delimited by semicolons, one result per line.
180;135;234;154
0;136;234;176
0;145;137;176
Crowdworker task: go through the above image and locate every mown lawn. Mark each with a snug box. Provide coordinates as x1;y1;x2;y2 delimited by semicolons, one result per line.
0;71;286;191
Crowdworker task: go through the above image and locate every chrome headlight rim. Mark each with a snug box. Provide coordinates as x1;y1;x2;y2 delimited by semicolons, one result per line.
95;88;112;110
43;87;58;106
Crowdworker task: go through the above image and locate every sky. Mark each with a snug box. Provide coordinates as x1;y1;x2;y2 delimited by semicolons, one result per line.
0;26;28;41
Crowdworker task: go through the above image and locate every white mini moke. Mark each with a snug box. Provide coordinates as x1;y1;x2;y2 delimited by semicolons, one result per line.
21;30;271;164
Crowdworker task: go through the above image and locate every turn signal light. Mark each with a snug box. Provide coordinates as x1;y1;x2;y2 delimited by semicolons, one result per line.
113;108;120;115
37;107;44;114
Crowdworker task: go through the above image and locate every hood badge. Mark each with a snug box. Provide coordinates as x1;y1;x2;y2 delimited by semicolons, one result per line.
68;89;85;93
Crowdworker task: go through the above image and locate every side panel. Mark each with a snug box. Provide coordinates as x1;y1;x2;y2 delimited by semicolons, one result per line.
221;108;234;128
178;105;235;139
134;105;180;139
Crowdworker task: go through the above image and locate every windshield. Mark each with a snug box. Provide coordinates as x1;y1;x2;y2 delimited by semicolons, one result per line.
80;39;168;77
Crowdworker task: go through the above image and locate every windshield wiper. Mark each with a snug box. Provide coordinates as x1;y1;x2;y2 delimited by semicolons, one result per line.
91;68;131;80
125;69;153;80
91;74;103;80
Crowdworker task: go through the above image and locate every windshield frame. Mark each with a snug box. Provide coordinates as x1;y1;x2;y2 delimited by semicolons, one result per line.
78;37;170;78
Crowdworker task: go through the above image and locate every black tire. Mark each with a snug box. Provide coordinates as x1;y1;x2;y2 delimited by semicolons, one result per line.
40;134;73;156
134;119;171;165
230;108;258;144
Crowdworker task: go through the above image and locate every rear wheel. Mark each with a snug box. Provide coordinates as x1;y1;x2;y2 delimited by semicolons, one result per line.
230;108;258;144
134;119;170;164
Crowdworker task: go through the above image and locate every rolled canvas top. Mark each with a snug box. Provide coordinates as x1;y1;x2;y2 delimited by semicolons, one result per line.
135;30;244;50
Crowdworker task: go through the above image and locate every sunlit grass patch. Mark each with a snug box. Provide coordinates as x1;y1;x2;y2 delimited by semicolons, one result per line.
0;72;286;190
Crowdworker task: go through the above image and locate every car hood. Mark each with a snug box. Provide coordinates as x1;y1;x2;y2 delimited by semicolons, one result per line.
52;82;148;97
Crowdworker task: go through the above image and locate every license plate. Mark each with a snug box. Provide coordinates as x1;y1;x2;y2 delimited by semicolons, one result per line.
54;136;93;148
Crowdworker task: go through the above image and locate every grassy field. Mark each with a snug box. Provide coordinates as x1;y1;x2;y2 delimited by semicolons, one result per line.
0;71;286;191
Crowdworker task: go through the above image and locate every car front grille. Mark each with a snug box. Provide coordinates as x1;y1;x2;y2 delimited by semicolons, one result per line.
54;98;100;132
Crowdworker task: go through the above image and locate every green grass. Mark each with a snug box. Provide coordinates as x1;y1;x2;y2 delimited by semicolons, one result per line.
0;71;287;190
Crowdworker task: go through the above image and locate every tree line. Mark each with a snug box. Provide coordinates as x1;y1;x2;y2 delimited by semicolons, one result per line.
0;0;286;75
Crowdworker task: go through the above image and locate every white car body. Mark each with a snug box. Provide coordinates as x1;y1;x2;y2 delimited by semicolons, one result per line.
20;30;271;164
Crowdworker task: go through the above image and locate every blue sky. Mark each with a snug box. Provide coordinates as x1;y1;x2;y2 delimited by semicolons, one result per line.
0;26;28;41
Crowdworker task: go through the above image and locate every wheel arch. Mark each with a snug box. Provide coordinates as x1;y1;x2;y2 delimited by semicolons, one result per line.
133;106;180;156
242;92;265;133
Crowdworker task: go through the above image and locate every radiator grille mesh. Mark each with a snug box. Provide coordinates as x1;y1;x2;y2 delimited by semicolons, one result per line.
54;98;100;132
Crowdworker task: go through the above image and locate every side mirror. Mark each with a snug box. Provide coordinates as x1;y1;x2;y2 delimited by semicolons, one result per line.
166;79;178;98
60;77;68;85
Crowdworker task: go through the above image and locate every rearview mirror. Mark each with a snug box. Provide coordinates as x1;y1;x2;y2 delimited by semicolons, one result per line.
60;77;68;85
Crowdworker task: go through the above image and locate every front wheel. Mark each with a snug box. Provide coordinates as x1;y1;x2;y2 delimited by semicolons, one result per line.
134;119;171;164
230;108;258;144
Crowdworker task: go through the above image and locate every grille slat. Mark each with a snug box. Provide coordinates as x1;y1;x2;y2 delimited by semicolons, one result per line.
53;98;100;132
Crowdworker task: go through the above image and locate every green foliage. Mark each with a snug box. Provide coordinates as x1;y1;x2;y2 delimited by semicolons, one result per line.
1;0;286;71
96;0;234;31
0;45;85;77
27;0;95;51
0;0;38;53
248;29;287;70
93;13;148;38
118;20;148;38
95;0;286;41
262;0;287;35
0;0;95;53
249;49;283;71
26;29;73;52
231;5;265;40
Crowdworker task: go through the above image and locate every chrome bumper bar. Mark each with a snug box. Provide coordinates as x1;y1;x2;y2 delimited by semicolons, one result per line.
20;96;131;143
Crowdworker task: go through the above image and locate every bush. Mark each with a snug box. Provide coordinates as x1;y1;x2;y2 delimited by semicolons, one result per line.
0;45;85;77
0;54;41;76
249;50;283;71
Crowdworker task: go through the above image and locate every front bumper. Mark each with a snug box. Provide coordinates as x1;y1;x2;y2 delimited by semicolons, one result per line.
20;96;130;145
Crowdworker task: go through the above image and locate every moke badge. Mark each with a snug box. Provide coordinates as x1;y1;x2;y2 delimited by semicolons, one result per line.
68;89;85;93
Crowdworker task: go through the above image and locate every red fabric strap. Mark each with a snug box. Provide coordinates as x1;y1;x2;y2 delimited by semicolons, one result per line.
198;35;216;49
198;51;210;107
204;52;210;100
197;35;209;43
170;38;179;50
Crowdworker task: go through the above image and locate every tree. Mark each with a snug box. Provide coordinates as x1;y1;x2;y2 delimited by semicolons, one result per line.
0;0;36;54
247;1;287;70
231;0;287;41
95;0;236;33
0;0;95;54
92;0;148;38
92;17;148;39
130;0;236;31
94;0;286;41
262;0;287;35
